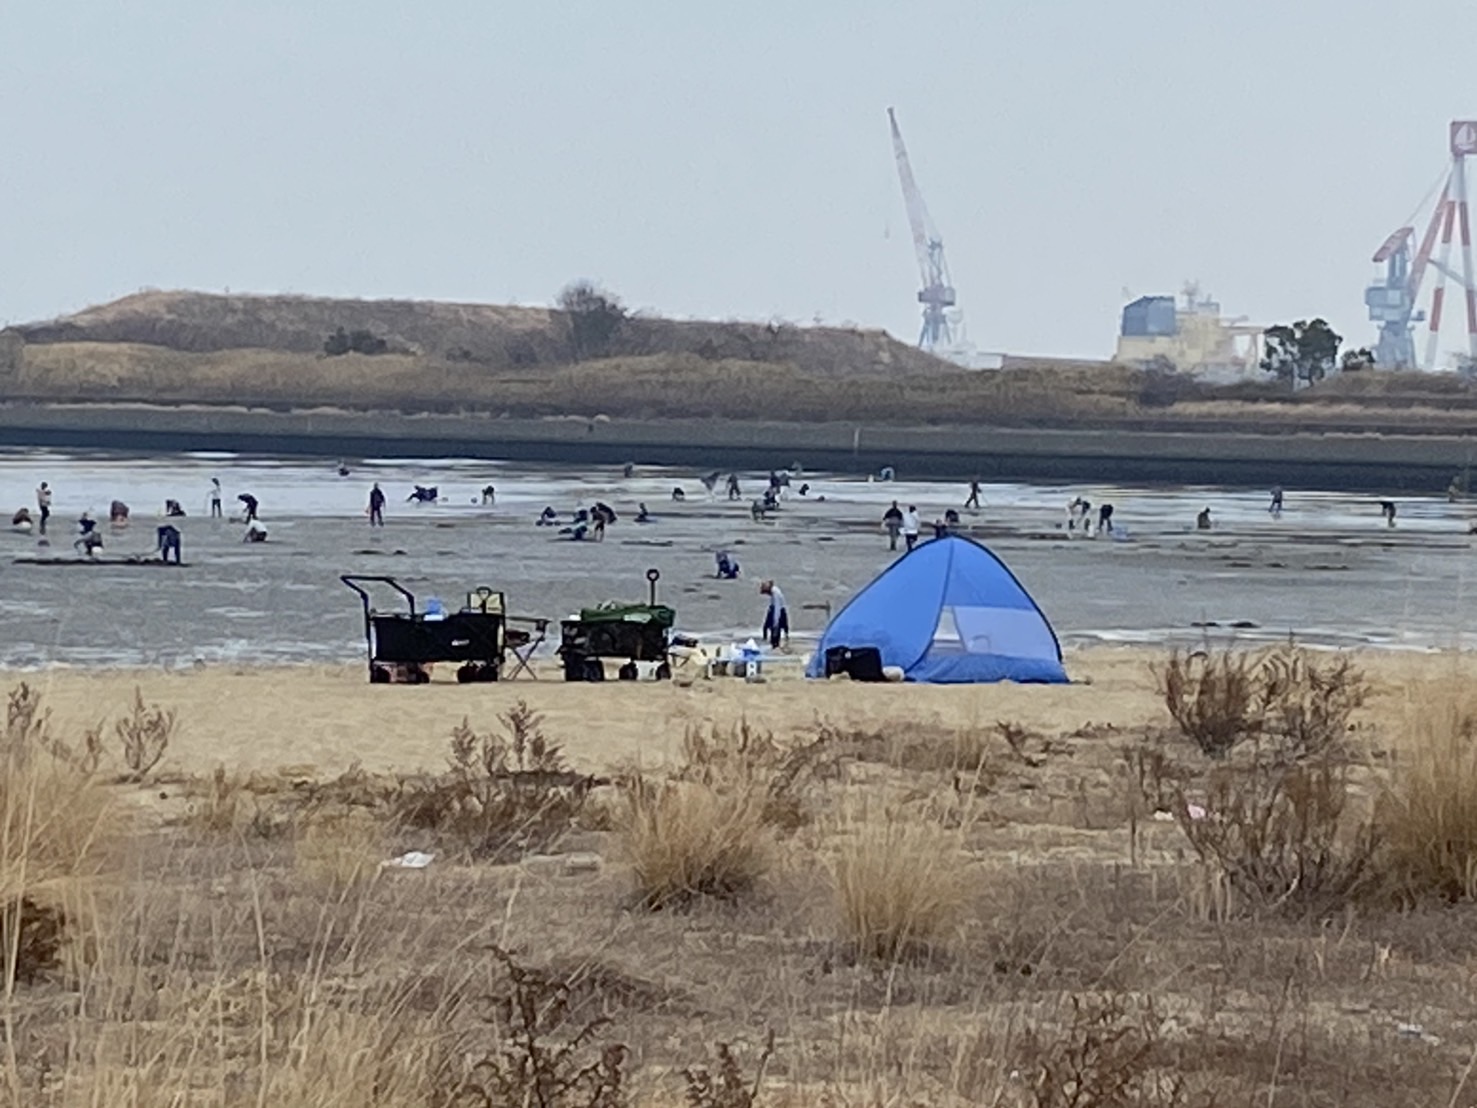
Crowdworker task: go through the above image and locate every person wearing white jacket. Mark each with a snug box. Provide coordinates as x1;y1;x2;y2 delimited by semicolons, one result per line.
901;506;921;552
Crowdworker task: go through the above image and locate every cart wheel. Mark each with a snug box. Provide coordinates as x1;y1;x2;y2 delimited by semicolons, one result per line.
456;664;476;684
584;658;606;682
370;665;391;685
483;661;500;683
617;661;638;681
655;662;672;681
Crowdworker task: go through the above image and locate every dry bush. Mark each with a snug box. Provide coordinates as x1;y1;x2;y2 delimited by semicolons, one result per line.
1258;648;1366;757
619;779;770;909
392;704;594;861
1158;649;1260;757
1175;747;1378;915
0;687;115;989
1159;645;1365;759
830;804;971;962
441;944;628;1107
1378;691;1477;903
1016;993;1210;1108
682;1031;775;1108
115;686;175;781
676;721;834;831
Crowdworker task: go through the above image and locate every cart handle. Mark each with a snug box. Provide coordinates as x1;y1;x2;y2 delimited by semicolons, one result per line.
341;575;418;617
646;567;660;606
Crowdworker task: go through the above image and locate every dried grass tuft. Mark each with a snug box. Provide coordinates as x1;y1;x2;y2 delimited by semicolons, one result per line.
619;779;770;909
830;802;971;962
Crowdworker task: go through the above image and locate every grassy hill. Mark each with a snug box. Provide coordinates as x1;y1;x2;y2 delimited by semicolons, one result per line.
4;290;1477;434
9;290;952;377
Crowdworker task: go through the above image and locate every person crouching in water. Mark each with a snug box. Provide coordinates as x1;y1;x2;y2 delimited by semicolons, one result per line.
77;511;103;555
715;551;740;579
760;580;789;650
243;519;268;543
155;524;182;564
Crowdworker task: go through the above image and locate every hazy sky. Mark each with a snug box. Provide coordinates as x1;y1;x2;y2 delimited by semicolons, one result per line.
5;1;1477;361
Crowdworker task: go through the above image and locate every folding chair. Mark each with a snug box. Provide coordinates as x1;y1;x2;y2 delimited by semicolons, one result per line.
505;617;550;679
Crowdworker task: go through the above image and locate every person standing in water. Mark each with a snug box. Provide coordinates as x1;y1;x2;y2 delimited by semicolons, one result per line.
210;478;223;519
882;501;904;550
726;473;742;501
966;479;982;510
1269;486;1284;517
238;493;259;522
368;483;386;527
36;482;51;536
760;580;789;650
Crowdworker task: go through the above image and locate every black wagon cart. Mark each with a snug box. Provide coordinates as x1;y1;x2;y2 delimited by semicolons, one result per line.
341;575;512;684
558;569;676;681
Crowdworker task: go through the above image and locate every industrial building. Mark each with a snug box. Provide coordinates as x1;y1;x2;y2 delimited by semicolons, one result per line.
1113;284;1263;378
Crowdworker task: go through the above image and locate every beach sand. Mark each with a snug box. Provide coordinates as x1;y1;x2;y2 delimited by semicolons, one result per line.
18;645;1470;780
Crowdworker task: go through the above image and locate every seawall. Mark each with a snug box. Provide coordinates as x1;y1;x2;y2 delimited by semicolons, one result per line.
0;403;1468;492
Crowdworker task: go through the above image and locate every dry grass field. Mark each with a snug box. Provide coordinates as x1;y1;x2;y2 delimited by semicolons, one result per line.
6;646;1477;1105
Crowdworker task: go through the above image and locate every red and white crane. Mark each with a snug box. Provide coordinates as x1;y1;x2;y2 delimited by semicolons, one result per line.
1366;121;1477;370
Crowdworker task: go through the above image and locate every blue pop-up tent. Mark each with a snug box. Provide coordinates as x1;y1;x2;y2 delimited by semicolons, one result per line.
806;535;1067;684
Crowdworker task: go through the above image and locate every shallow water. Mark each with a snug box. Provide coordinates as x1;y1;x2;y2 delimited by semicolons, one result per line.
3;447;1477;668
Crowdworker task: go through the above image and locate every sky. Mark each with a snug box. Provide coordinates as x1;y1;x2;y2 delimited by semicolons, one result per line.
4;0;1477;362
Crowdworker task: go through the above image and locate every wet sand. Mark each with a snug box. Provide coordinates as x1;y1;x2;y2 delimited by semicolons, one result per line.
4;450;1477;669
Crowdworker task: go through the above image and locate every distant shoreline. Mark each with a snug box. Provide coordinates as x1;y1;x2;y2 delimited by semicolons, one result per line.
0;402;1468;492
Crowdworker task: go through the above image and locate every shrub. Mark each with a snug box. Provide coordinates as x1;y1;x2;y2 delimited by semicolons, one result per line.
1158;645;1365;759
1017;993;1207;1108
1158;649;1260;757
682;1031;775;1108
1256;648;1366;757
392;704;593;861
830;806;970;962
1174;746;1378;915
619;779;769;909
440;944;628;1107
675;722;833;832
1378;692;1477;903
115;687;175;781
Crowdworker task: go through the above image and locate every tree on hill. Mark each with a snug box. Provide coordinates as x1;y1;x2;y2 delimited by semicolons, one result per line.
1261;319;1341;391
323;327;388;357
557;281;625;362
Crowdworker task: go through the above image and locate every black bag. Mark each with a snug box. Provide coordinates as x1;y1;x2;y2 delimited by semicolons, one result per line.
824;645;886;682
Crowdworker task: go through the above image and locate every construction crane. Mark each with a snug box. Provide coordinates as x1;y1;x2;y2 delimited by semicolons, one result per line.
888;107;958;351
1365;120;1477;370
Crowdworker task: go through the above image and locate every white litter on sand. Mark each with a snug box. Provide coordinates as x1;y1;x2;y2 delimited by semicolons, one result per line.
382;851;435;869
